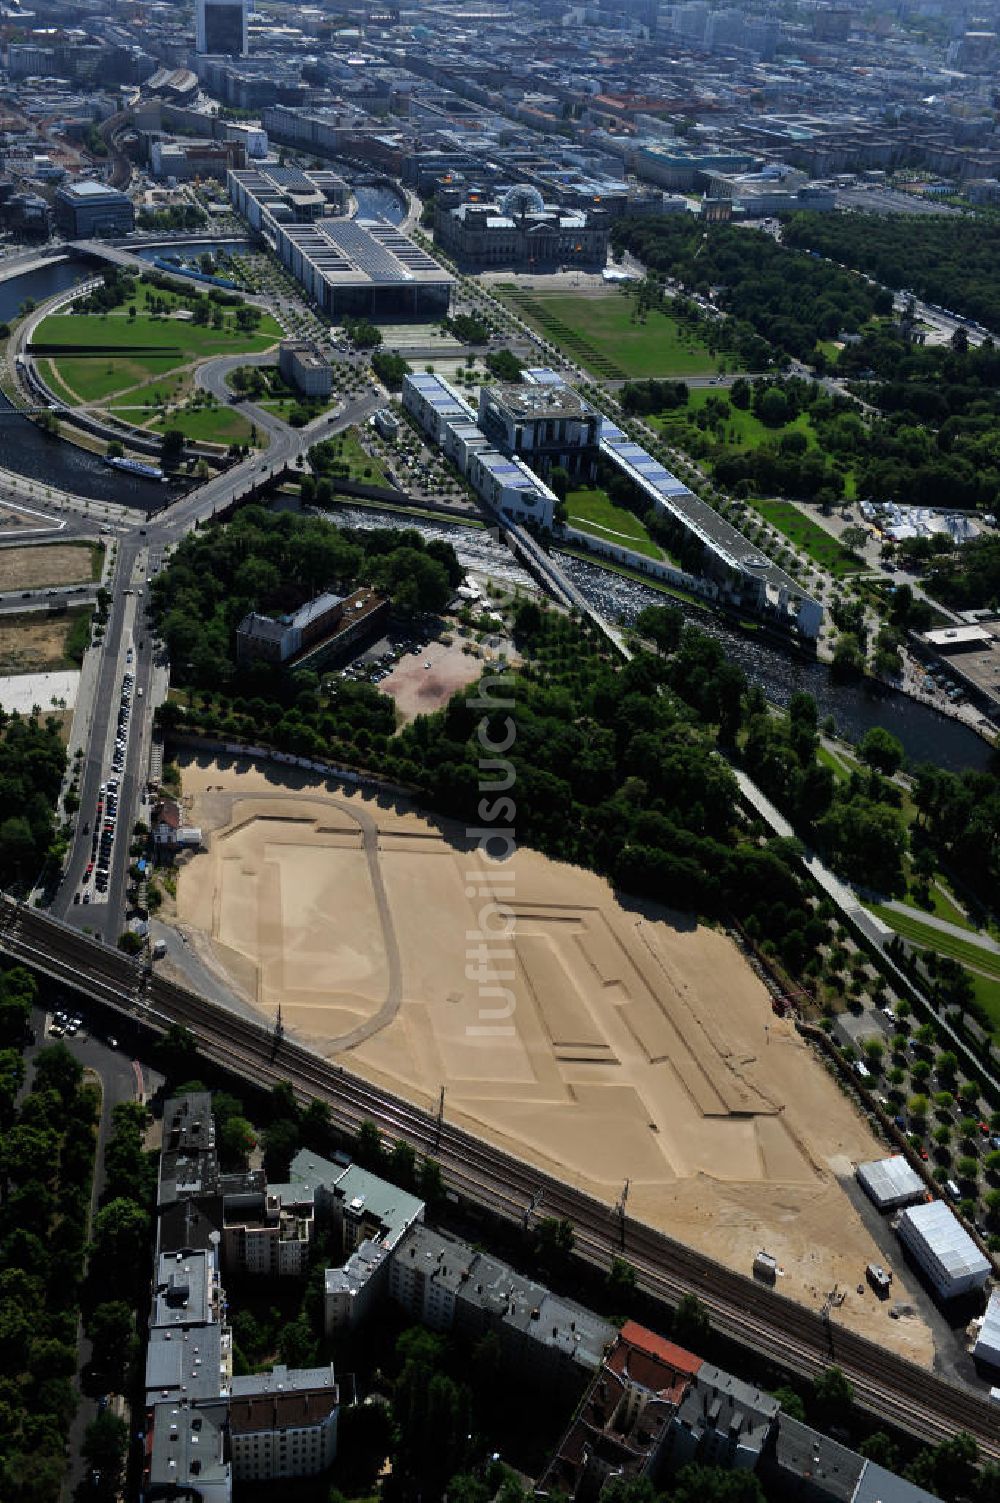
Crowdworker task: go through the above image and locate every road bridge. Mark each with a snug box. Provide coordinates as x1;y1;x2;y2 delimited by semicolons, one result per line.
0;890;996;1459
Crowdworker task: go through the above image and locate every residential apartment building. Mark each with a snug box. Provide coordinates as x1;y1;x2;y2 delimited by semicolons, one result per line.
390;1223;614;1396
229;1365;339;1481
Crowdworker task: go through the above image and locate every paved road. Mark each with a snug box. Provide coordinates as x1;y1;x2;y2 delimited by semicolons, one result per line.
881;900;1000;954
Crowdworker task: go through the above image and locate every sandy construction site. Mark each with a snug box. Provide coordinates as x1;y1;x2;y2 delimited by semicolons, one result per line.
174;756;933;1362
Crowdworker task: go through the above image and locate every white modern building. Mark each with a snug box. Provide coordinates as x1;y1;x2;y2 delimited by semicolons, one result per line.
856;1156;926;1212
195;0;248;55
229;167;451;318
896;1199;991;1300
402;372;557;529
973;1289;1000;1372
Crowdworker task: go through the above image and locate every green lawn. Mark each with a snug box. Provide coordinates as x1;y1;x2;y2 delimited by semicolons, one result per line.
32;307;281;404
753;498;864;579
498;288;721;380
970;971;1000;1033
150;404;258;447
654;388;859;506
565;487;663;560
870;905;1000;981
314;427;389;488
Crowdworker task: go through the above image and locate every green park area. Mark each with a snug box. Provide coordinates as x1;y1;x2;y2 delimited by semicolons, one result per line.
149;402;259;448
498;287;721;380
752;498;863;580
565;487;663;561
31;281;281;406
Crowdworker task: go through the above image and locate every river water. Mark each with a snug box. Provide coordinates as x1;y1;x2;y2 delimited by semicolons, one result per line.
0;253;993;773
332;504;996;773
0;256;184;508
353;186;407;225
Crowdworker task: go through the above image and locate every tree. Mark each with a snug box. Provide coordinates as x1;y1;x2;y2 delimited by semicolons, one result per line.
773;1385;806;1421
841;525;869;553
418;1157;445;1207
355;1119;385;1170
812;1365;854;1428
159;427;185;469
89;1199;150;1292
535;1217;574;1277
859;726;904;777
262;1118;299;1180
31;1042;82;1104
86;1301;137;1389
608;1256;637;1303
389;1139;417;1189
860;1430;900;1470
673;1292;710;1347
220;1115;256;1168
82;1410;128;1491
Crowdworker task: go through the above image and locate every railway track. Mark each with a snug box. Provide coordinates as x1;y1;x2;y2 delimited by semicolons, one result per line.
3;896;998;1457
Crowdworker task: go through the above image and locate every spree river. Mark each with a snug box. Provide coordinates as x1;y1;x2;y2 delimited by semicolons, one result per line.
332;505;997;774
0;256;183;508
0;253;993;773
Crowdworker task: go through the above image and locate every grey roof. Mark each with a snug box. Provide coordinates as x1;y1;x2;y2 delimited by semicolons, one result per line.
237;611;288;644
325;1238;390;1295
153;1251;212;1329
854;1460;944;1503
856;1155;925;1209
767;1413;864;1502
147;1398;231;1498
674;1363;779;1453
331;1163;425;1247
395;1224;613;1369
290;591;343;632
145;1323;224;1405
231;1362;337;1397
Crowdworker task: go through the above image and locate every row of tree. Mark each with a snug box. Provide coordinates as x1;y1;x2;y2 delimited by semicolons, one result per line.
611;217;888;360
0;967;101;1503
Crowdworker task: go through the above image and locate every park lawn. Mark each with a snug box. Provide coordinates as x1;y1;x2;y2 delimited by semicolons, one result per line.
41;359;83;406
150;405;259;447
50;354;190;403
322;427;388;488
654;387;819;451
753;499;864;579
33;308;281;404
499;288;721;380
565;487;662;561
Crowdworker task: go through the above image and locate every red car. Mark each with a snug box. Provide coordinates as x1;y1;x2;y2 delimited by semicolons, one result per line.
919;1146;929;1161
85;863;93;877
979;1121;990;1135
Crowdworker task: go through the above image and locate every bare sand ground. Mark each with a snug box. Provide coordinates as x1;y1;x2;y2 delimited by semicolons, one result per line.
174;755;933;1364
0;612;82;674
380;636;486;723
0;542;96;590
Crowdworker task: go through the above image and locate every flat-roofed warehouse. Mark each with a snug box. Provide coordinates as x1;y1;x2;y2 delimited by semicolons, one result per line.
896;1198;991;1301
973;1288;1000;1372
229;166;453;318
856;1155;925;1211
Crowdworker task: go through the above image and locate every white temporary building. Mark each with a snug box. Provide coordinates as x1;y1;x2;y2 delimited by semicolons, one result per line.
856;1156;925;1212
974;1289;1000;1371
897;1199;990;1300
